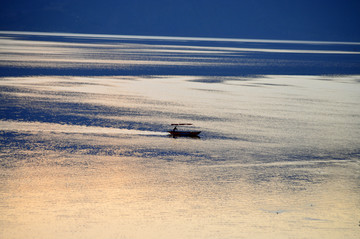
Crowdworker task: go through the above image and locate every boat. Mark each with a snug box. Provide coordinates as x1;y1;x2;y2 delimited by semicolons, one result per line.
168;131;201;137
168;123;201;137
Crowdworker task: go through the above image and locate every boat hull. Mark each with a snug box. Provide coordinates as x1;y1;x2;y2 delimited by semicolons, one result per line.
168;131;201;137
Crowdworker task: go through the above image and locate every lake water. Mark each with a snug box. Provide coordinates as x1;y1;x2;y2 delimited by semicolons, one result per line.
1;31;360;239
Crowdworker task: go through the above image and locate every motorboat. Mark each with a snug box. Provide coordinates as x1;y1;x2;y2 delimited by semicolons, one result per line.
168;123;201;137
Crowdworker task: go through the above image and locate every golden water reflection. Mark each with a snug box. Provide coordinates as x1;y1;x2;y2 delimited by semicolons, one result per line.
1;152;359;239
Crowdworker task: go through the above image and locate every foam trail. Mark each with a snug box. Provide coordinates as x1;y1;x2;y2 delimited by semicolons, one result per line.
0;120;168;136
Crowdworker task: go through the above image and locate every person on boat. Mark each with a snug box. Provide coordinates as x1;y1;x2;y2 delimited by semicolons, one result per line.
172;126;177;132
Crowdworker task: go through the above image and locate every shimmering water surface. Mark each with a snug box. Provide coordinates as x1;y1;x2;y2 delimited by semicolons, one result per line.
1;32;360;239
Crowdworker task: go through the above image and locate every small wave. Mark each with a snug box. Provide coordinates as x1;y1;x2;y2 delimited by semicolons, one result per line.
0;120;168;136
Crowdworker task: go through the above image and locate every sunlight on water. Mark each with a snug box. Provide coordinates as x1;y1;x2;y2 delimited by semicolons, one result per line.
1;32;360;239
1;32;360;73
2;30;360;45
